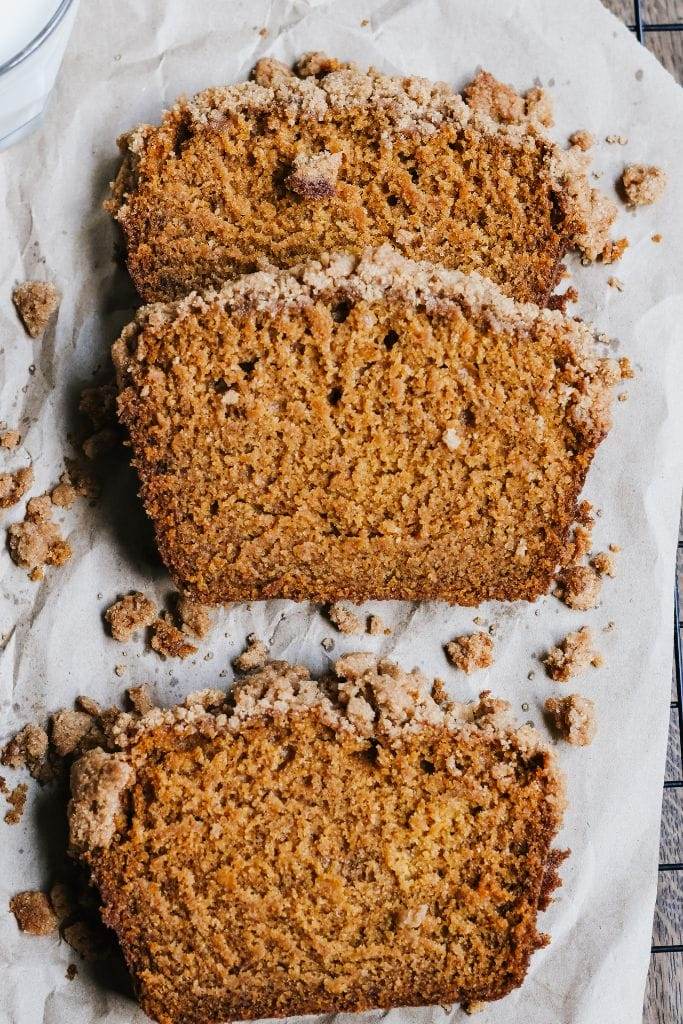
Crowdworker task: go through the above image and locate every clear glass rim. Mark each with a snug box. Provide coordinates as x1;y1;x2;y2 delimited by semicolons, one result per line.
0;0;76;77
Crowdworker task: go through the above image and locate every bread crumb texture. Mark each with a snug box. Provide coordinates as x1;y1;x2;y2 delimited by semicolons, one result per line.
107;54;615;305
105;592;157;642
621;164;667;206
555;564;602;610
0;466;33;508
4;782;28;824
67;655;566;1023
328;602;364;634
544;627;602;682
7;490;71;577
112;246;619;605
12;282;60;338
445;632;494;673
0;429;21;450
545;694;597;746
150;617;197;659
10;891;58;935
232;633;269;672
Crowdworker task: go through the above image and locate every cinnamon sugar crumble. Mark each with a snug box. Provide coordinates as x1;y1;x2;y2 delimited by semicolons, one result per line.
177;595;213;639
126;686;155;715
591;551;616;578
445;633;494;673
51;710;99;758
544;627;603;682
600;238;628;264
286;151;342;200
463;70;553;126
569;130;594;151
607;276;623;292
621;164;667;206
328;602;365;635
233;634;269;672
105;592;157;642
1;723;49;777
556;564;602;610
0;466;33;508
50;473;78;509
4;782;28;824
605;134;628;145
0;430;21;450
7;492;71;577
368;614;392;636
545;694;597;746
10;891;58;935
12;282;60;338
150;617;197;659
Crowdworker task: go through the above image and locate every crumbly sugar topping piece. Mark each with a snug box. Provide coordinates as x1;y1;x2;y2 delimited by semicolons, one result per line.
0;466;33;509
12;282;60;338
68;749;135;855
286;150;342;200
4;782;28;824
591;551;616;578
9;891;58;935
328;602;364;635
0;429;21;450
544;627;602;682
105;592;157;642
1;723;49;777
108;54;615;304
569;130;594;151
126;685;155;715
555;564;602;610
545;694;597;746
50;473;78;509
51;710;100;758
621;164;667;206
176;595;213;639
233;634;269;672
150;617;197;659
368;613;391;636
445;633;494;674
7;491;71;576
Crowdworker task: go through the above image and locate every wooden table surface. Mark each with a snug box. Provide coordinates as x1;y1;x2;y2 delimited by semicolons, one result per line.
600;7;683;1021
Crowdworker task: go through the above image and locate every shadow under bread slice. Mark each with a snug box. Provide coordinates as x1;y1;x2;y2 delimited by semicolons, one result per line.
68;654;567;1024
112;246;620;605
106;52;616;305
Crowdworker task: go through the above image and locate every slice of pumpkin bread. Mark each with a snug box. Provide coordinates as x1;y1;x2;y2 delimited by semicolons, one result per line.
68;654;566;1024
106;53;615;304
112;246;619;605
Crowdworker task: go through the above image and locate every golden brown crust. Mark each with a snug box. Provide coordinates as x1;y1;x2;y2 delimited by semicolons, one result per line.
107;55;615;305
112;247;619;606
69;656;566;1023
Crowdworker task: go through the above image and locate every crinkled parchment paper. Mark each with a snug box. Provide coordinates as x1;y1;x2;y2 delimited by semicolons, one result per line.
1;1;682;1022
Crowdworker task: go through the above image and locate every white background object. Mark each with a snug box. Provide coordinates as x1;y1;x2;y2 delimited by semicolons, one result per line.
0;2;682;1023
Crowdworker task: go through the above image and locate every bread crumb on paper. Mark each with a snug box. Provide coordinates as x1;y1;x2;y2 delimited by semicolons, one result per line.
126;685;155;715
177;595;213;639
621;164;667;206
150;617;197;660
600;237;628;264
591;551;617;577
328;602;364;635
4;782;28;824
0;430;20;450
556;564;602;610
569;130;594;151
1;723;49;777
105;592;157;642
544;627;603;682
368;614;391;636
233;634;269;673
607;276;623;292
12;282;60;338
445;632;494;673
605;134;628;145
0;466;33;509
9;891;58;935
7;490;71;577
545;693;597;746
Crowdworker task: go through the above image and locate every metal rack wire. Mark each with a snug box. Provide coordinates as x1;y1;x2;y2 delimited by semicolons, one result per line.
624;0;683;961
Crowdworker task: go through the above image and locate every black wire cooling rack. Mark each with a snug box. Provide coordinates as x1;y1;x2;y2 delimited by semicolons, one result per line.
620;0;683;959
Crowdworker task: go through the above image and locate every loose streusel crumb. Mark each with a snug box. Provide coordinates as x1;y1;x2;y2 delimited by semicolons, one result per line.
286;150;343;200
591;551;616;577
545;694;597;746
105;592;157;642
463;1002;489;1016
607;276;623;291
652;233;662;243
12;282;60;338
50;473;78;509
368;614;392;636
544;627;602;682
10;891;58;935
609;543;621;553
621;164;667;207
114;664;126;677
601;237;628;264
82;428;119;461
1;723;49;777
233;634;269;672
569;130;594;151
328;602;365;635
556;564;602;610
0;466;33;509
4;782;28;824
108;55;615;305
321;637;335;652
0;429;20;450
619;356;634;380
605;134;628;145
51;710;98;758
445;633;494;674
177;595;213;639
7;492;71;576
76;695;103;717
126;685;155;715
66;655;566;1022
150;617;197;659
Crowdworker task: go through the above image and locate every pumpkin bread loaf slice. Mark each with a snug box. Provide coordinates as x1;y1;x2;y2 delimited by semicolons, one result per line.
106;54;615;304
112;246;619;605
68;654;566;1024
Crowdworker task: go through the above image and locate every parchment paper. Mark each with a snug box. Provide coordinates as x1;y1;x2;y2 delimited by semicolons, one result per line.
1;1;682;1022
